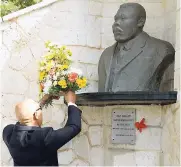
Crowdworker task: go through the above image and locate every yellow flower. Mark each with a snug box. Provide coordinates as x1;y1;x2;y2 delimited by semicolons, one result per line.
76;78;87;88
62;46;66;50
45;61;53;71
58;80;67;88
67;49;72;56
39;71;46;81
58;64;69;70
62;64;69;70
45;54;54;60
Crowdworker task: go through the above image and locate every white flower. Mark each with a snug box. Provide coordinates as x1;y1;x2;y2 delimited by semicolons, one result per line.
53;75;57;80
56;72;60;76
53;81;58;86
40;67;45;71
43;80;52;94
43;87;49;94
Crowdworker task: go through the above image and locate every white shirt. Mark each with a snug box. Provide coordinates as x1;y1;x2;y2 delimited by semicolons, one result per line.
67;102;77;107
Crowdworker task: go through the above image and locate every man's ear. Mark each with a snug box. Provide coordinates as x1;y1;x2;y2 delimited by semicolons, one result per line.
137;17;145;27
33;112;38;120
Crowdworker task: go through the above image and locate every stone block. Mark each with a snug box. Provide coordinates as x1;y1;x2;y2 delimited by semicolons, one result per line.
50;0;70;12
87;30;101;48
177;0;181;10
26;81;39;101
104;126;161;150
89;1;102;15
86;17;101;48
67;0;89;14
149;29;164;40
80;120;89;135
174;69;180;91
164;11;176;29
77;31;87;46
28;39;45;60
42;106;52;126
1;67;29;95
135;151;160;166
59;141;72;151
163;27;176;46
42;12;69;30
2;25;27;52
22;60;39;82
101;34;115;49
144;17;164;34
87;64;98;81
69;46;102;64
73;135;90;161
136;106;162;126
112;151;136;166
69;159;89;166
89;126;103;146
66;14;87;32
0;45;11;72
51;105;66;125
102;3;121;17
81;106;103;125
164;0;177;13
176;9;180;31
17;7;50;34
101;18;114;34
1;94;24;118
58;150;74;165
1;142;12;164
175;29;180;51
135;127;161;150
140;3;164;17
9;47;33;71
90;147;104;165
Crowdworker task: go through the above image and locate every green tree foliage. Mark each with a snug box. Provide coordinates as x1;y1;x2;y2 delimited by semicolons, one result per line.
1;0;42;17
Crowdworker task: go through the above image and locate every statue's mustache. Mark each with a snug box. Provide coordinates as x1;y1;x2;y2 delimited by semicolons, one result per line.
113;27;124;33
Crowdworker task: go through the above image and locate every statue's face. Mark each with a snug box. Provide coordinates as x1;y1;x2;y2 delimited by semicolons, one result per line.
112;6;141;42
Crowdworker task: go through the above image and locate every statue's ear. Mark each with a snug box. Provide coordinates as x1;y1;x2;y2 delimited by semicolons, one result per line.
137;17;145;27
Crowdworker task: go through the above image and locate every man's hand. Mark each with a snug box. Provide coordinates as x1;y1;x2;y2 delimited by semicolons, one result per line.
64;91;76;104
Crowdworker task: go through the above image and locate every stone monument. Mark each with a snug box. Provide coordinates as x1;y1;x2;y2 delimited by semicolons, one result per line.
98;3;175;92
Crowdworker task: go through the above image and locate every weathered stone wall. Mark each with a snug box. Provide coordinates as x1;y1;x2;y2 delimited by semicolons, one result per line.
0;0;179;166
160;0;180;166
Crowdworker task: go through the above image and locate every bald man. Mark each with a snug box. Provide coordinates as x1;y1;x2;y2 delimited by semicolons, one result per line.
2;91;82;166
98;3;175;92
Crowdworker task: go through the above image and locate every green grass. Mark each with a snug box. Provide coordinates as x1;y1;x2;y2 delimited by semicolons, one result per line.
1;0;42;17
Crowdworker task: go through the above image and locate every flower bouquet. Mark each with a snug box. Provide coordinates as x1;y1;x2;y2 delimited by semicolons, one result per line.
38;41;88;108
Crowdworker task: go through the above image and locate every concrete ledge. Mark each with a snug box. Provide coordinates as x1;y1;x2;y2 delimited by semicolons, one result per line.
2;0;59;22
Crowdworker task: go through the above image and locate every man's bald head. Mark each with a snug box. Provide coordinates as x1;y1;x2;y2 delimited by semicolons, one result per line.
15;99;42;126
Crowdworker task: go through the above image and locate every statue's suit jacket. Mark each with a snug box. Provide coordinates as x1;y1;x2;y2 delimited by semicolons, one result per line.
98;32;175;92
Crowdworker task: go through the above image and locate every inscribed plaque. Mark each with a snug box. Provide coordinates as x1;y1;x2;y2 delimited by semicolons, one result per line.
111;108;136;144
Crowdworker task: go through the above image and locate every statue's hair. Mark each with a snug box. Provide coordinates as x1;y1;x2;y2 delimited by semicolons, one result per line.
120;3;146;19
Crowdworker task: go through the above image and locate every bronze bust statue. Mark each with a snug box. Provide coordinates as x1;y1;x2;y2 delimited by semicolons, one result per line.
98;3;175;92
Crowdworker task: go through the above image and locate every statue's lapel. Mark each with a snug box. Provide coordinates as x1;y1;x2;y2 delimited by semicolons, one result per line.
105;42;117;91
116;32;149;73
